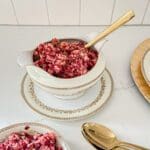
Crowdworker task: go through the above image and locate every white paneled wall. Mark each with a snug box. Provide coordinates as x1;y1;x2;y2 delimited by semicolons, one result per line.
0;0;150;25
80;0;114;25
12;0;49;25
47;0;80;25
0;0;17;24
112;0;149;24
143;0;150;24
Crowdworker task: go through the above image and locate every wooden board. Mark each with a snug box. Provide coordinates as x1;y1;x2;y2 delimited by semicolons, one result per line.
130;39;150;103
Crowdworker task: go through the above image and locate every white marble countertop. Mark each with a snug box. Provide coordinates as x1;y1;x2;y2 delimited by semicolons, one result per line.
0;26;150;149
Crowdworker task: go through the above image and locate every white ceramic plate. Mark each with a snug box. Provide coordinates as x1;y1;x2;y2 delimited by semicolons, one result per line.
21;70;113;121
0;122;70;150
141;50;150;86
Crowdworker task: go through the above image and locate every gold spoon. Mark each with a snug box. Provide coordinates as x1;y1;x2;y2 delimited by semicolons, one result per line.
82;122;149;150
85;10;135;48
82;124;127;150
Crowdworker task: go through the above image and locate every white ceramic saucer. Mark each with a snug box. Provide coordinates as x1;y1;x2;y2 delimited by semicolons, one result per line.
21;69;113;121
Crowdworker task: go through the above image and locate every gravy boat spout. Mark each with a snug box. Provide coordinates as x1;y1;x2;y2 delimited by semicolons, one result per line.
17;50;34;68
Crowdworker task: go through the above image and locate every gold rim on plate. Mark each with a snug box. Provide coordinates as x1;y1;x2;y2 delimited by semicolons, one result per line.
130;39;150;103
21;69;113;121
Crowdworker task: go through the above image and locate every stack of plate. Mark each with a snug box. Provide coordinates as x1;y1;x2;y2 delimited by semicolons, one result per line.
131;39;150;103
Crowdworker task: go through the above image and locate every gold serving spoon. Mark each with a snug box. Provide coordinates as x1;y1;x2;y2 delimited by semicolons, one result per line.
82;124;128;150
82;122;149;150
85;10;135;48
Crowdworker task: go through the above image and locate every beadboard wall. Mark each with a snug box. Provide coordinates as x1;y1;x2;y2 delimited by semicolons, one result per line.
0;0;150;25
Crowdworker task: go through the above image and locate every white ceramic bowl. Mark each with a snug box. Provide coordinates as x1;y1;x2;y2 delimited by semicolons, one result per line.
141;49;150;86
0;122;70;150
17;33;106;99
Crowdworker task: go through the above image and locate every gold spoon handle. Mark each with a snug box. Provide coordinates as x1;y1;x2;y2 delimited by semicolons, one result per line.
118;141;149;150
85;10;135;48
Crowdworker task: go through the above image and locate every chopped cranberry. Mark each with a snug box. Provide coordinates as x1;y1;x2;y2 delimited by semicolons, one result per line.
0;131;63;150
33;38;98;78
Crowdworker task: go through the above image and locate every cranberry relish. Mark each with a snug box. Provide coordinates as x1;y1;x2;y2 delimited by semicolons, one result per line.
0;131;62;150
33;38;98;78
